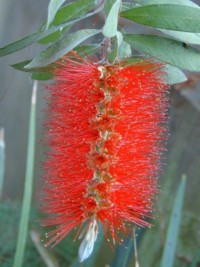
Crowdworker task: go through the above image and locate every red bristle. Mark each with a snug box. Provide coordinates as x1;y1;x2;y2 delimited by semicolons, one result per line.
41;52;169;256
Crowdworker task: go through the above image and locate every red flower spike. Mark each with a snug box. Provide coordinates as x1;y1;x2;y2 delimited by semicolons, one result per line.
41;52;169;261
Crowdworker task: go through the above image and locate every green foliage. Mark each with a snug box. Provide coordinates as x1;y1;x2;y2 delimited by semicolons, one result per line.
121;4;200;32
163;65;187;84
31;72;54;81
50;0;96;26
124;34;200;71
13;83;37;267
0;129;5;199
136;0;198;6
0;202;43;267
0;0;99;57
38;25;70;44
46;0;66;29
103;0;121;37
25;29;101;68
1;0;200;80
104;0;116;15
160;176;186;267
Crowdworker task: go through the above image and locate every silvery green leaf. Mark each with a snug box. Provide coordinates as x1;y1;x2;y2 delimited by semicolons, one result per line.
103;0;121;37
78;220;98;262
164;64;187;84
118;41;132;59
137;0;200;44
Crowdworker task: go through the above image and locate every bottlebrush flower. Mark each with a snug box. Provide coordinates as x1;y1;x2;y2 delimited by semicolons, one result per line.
41;51;169;262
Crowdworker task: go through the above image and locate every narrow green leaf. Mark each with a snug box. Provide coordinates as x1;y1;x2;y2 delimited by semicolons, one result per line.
74;44;100;56
108;31;123;63
160;30;200;45
103;0;121;37
85;224;104;267
0;0;100;57
121;2;138;11
135;0;198;7
0;24;72;57
116;31;123;47
31;72;54;81
108;40;117;63
136;0;200;44
121;4;200;33
104;0;116;16
0;31;44;57
136;0;198;7
160;175;186;267
164;65;187;84
0;128;5;200
105;0;133;16
124;34;200;71
118;41;132;59
38;25;70;44
11;60;50;72
25;29;101;68
51;0;96;26
46;0;66;29
12;60;32;71
39;31;62;44
13;82;37;267
12;44;100;74
70;225;104;267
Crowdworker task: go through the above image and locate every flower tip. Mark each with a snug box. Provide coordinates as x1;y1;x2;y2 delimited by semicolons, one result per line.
78;219;98;262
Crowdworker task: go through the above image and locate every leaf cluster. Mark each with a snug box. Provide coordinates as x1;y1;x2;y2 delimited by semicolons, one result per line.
1;0;200;81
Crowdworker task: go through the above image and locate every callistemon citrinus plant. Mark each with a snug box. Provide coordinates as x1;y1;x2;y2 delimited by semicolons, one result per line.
41;52;169;262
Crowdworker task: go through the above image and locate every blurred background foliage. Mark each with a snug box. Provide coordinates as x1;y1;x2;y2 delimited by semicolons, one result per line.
0;0;200;267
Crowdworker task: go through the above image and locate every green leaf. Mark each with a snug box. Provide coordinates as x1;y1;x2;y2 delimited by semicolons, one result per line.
136;0;198;7
0;25;73;57
0;31;44;57
164;65;187;84
84;224;104;267
74;44;100;56
118;41;132;59
160;30;200;45
13;82;37;267
103;0;121;37
0;129;5;200
11;60;53;72
124;34;200;71
0;0;99;57
121;2;138;11
46;0;66;29
136;0;200;45
104;0;116;16
25;29;101;68
108;31;123;63
105;0;133;16
116;31;123;47
160;175;186;267
31;72;54;81
108;37;119;63
38;25;70;44
121;4;200;32
51;0;96;26
12;44;99;74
